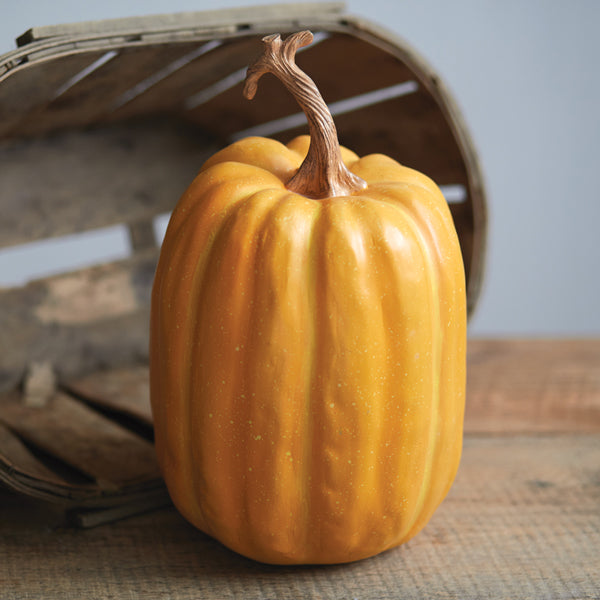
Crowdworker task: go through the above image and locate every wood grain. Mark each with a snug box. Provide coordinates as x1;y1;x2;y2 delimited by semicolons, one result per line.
0;391;159;486
64;365;153;426
107;37;262;122
14;3;345;45
0;51;109;137
0;422;63;482
11;43;206;137
466;338;600;433
0;250;157;393
1;432;597;599
0;119;215;250
0;338;598;595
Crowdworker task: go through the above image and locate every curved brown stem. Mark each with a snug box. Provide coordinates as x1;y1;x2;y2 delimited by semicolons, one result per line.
244;31;367;199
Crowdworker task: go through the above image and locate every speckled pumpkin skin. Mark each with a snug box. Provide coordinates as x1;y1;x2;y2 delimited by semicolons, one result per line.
150;134;466;565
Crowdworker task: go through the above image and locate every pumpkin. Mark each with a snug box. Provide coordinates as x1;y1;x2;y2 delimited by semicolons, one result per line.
150;31;466;565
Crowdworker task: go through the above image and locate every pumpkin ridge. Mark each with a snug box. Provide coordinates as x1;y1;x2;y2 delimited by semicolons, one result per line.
279;196;322;561
241;192;310;559
399;195;465;542
355;201;414;547
329;195;443;550
303;202;330;557
367;185;463;546
299;200;379;558
399;204;443;541
230;192;319;562
167;188;258;534
151;183;250;529
372;191;445;542
188;189;286;546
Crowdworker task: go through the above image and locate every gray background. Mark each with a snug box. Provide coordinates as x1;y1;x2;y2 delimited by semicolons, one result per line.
1;0;599;336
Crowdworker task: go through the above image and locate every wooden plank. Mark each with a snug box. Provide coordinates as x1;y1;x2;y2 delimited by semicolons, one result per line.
0;388;167;508
0;420;103;506
0;119;214;250
0;391;159;486
68;493;172;528
0;51;109;137
0;422;65;483
1;432;597;598
465;338;600;433
0;251;157;393
2;5;348;138
331;90;469;184
0;382;166;517
64;366;153;426
15;3;345;45
11;43;206;137
107;37;262;122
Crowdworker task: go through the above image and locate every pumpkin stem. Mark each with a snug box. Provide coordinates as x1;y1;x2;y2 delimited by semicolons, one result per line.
243;31;367;199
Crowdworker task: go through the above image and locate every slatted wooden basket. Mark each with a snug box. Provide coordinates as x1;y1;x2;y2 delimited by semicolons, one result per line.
0;2;487;525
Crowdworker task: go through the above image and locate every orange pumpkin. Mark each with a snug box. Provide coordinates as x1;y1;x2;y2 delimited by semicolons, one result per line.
150;31;466;565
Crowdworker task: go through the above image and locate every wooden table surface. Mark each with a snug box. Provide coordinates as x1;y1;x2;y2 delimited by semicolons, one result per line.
1;339;599;599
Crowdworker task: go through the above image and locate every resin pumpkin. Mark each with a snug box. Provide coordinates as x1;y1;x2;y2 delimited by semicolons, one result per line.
150;31;467;564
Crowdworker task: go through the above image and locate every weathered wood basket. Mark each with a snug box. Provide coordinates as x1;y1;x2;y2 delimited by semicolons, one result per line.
0;2;487;524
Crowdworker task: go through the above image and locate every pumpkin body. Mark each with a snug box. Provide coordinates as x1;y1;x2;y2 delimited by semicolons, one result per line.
150;134;466;564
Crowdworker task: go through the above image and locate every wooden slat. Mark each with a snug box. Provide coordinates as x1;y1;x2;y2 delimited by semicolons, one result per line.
0;119;214;250
1;431;598;598
0;369;163;515
0;51;109;137
332;90;469;184
14;3;345;45
0;251;157;393
11;42;206;137
0;391;159;486
128;220;158;251
107;37;261;122
64;366;153;426
465;339;600;433
0;422;65;483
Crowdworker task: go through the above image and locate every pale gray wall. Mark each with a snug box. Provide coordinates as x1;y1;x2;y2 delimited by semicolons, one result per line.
2;0;599;336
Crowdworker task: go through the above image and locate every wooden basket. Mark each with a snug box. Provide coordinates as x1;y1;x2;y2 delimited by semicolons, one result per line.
0;2;487;525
